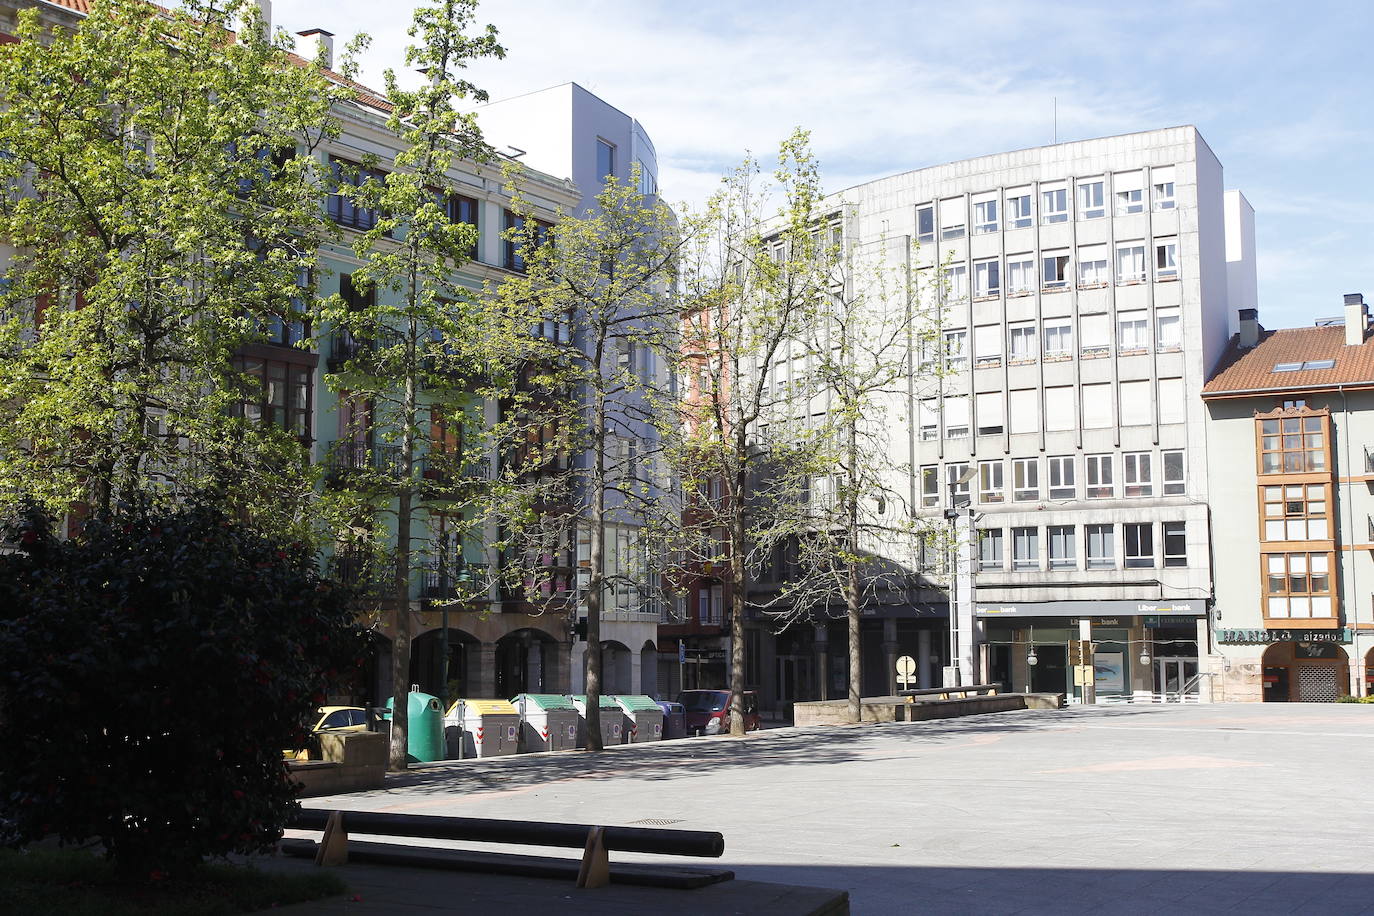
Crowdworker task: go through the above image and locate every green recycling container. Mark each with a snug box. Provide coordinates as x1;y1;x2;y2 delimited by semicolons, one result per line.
383;691;445;763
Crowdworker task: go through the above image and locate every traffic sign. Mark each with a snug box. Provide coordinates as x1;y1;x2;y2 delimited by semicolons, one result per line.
896;655;917;687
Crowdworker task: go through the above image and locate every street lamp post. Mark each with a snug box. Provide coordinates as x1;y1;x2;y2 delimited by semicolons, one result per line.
437;531;474;708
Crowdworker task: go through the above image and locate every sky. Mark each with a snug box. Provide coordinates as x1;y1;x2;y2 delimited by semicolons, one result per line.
269;0;1373;331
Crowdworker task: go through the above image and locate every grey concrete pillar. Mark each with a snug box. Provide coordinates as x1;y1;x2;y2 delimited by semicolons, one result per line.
883;615;899;696
478;642;497;698
917;629;933;689
814;623;829;700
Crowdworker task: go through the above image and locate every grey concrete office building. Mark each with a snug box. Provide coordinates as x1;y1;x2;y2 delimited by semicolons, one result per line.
757;127;1258;709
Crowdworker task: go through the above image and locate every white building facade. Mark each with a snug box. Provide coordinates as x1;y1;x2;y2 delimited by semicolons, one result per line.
807;126;1255;704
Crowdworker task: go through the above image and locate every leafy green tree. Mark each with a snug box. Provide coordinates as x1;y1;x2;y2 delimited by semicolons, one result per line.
319;0;504;771
0;0;342;537
0;501;372;880
666;131;835;736
494;169;683;751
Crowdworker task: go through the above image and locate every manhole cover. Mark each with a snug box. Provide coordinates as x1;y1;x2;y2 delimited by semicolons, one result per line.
626;818;684;826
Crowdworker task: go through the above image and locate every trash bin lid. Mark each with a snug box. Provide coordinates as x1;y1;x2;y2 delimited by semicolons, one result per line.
569;694;619;709
459;699;517;716
656;701;684;714
515;693;576;711
614;694;662;712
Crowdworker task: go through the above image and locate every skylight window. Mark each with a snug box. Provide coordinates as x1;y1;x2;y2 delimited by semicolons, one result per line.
1273;360;1335;373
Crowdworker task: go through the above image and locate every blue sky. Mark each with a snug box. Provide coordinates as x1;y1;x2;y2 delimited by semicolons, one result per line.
272;0;1372;331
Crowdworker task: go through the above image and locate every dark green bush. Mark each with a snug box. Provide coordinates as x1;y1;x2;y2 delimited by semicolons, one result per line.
0;502;372;878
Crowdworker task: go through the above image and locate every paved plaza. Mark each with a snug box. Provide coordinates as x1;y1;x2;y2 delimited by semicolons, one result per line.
290;704;1374;913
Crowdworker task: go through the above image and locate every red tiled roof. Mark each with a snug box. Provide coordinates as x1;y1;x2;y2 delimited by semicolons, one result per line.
30;0;393;113
1203;325;1374;397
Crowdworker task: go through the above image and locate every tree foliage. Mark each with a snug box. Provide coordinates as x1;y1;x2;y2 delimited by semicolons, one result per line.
0;502;372;879
0;0;343;535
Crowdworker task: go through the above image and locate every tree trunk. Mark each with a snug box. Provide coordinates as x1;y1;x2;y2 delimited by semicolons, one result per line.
728;455;747;737
846;425;862;724
846;560;861;724
389;325;419;773
584;392;606;752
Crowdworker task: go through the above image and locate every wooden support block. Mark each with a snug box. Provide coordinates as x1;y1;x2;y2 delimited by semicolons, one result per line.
315;810;349;866
575;826;609;889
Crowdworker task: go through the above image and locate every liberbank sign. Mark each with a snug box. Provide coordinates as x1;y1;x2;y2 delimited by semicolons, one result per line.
974;600;1203;619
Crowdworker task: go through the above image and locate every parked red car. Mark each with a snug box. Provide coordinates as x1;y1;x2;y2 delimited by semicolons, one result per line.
678;689;761;735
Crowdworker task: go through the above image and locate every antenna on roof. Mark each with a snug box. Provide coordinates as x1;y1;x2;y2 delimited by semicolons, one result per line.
505;146;526;160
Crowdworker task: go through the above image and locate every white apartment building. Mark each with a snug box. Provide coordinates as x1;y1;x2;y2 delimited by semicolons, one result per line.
776;126;1256;706
476;83;669;697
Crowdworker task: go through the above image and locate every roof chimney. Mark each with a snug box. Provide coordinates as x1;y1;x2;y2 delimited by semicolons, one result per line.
298;28;334;70
1344;293;1367;346
251;0;271;40
1238;308;1259;349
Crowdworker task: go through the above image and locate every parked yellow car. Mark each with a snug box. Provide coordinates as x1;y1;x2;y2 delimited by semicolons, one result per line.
284;706;369;760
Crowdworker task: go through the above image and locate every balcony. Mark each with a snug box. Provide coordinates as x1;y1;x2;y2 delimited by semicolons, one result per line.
326;329;369;372
323;442;403;487
329;548;394;597
420;560;489;601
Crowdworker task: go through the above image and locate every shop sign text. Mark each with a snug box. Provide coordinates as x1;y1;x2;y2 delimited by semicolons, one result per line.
1216;627;1352;645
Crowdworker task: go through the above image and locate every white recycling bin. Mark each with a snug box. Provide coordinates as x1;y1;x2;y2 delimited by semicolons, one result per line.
569;694;621;748
611;695;664;743
512;693;579;753
444;699;520;758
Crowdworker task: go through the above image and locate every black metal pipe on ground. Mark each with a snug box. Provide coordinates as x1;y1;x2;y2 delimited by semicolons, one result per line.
288;809;725;858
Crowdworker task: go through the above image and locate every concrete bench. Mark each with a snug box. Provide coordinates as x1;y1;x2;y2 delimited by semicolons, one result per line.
898;683;1002;700
283;808;731;890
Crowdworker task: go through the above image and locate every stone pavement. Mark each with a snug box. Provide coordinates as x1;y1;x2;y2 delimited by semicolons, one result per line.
275;704;1374;914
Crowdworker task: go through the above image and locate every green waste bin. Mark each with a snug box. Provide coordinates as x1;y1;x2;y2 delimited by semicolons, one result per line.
382;691;445;763
611;695;664;743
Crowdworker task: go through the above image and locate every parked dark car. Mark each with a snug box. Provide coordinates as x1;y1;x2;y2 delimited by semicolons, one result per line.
677;689;761;735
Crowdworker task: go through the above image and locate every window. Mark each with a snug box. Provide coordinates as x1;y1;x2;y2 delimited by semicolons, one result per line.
1009;324;1037;361
1086;453;1114;498
1041;186;1068;224
328;157;385;231
1078;244;1109;287
1155;238;1179;279
1044;387;1074;431
921;465;939;507
974;259;1001;297
1006;255;1035;295
978;460;1004;503
943;264;968;300
976;391;1003;436
1261;484;1329;541
1012;527;1039;570
916;205;934;244
1077;180;1105;219
1162;449;1185;495
1086;524;1114;568
1156;308;1181;350
1120;379;1151;426
597;138;616;181
1117;311;1149;351
232;357;312;439
943;396;969;439
1080;314;1110;357
974;324;1002;368
974;198;999;234
1152;168;1176;210
1264;552;1333;618
1082;383;1112;429
1258;413;1326;474
503;209;551;272
1043;321;1072;358
1048;526;1076;569
1009;389;1039;435
442;193;480;258
979;529;1004;571
1124;523;1154;568
943;328;968;369
1115;187;1144;215
1042;251;1070;290
1116;242;1147;284
1048;455;1076;499
1163;522;1186;568
636;161;657;196
1123;451;1153;496
946;462;971;505
1158;378;1185;425
1006;192;1033;229
940;198;965;240
918;399;938;440
699;583;723;625
1012;458;1039;501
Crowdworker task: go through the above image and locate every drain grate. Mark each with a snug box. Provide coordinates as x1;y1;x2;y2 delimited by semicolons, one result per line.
626;818;684;826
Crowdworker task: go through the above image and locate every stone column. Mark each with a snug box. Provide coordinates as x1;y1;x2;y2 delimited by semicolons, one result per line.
917;629;933;689
882;617;899;696
813;623;829;700
1079;618;1094;704
629;648;642;696
477;642;497;698
569;642;587;694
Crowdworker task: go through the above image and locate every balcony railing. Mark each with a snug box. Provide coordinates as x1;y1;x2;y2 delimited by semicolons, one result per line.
421;561;489;600
1365;447;1374;474
324;442;403;486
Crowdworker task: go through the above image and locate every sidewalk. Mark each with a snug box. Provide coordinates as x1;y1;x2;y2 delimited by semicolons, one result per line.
259;852;848;915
